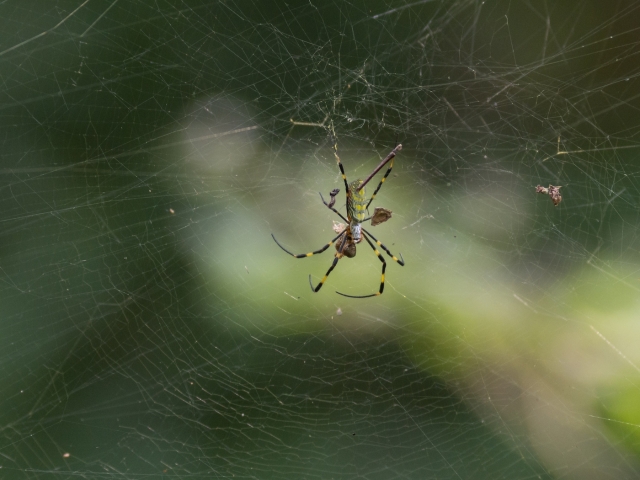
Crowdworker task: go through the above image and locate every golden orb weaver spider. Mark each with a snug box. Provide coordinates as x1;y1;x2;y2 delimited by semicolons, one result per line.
271;141;405;298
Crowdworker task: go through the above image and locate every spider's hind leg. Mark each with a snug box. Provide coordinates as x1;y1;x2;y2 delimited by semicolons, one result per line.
365;156;395;211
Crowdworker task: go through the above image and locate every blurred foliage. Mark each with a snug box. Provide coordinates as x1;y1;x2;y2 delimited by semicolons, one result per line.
1;1;640;478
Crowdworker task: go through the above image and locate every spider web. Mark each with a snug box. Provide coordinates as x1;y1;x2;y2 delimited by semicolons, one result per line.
1;0;640;478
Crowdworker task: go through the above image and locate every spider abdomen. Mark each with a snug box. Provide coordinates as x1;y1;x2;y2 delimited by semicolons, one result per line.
271;143;403;298
347;180;367;242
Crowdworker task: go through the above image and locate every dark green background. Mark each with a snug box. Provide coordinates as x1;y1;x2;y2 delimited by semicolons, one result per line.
1;1;640;478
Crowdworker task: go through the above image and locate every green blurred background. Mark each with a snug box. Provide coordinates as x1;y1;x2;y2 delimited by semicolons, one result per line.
2;1;640;478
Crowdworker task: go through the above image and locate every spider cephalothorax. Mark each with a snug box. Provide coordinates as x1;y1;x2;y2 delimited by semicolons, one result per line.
272;142;404;298
335;227;357;258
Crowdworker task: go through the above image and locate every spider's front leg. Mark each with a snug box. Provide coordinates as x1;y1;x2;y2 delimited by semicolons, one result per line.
309;231;350;293
336;233;386;298
271;230;346;259
362;228;404;266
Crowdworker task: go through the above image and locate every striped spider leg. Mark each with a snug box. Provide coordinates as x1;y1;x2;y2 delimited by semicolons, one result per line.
272;142;404;297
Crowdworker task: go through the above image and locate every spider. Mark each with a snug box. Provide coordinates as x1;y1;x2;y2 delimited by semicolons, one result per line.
271;141;405;298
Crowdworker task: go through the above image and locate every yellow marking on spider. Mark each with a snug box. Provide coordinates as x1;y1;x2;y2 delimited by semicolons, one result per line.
271;143;403;298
